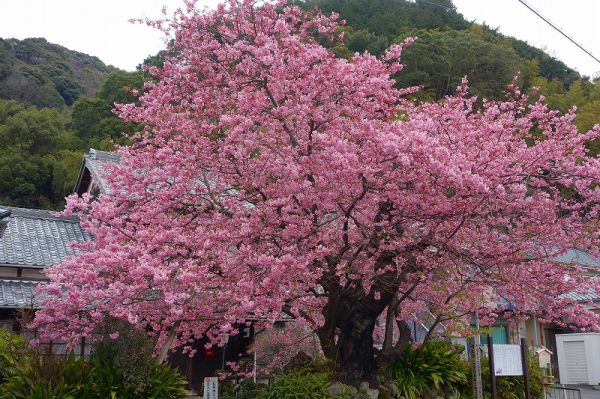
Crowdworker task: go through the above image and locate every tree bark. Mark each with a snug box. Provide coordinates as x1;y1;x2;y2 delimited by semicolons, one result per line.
378;318;412;368
337;312;379;386
382;298;398;352
318;267;400;386
393;319;412;354
156;322;179;364
316;203;430;386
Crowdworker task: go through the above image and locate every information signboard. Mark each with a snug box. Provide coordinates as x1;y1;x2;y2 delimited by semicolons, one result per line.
492;344;523;376
203;376;219;399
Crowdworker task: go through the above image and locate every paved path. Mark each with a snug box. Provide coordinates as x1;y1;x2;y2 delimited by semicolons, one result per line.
580;387;600;399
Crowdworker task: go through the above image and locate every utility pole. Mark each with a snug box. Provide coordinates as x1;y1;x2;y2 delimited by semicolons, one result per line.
473;313;483;399
487;336;498;399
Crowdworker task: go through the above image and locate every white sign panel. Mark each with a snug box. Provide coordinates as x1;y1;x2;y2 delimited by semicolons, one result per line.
203;376;219;399
493;344;523;376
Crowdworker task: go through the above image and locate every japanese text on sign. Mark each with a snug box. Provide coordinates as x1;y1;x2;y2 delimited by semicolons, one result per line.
493;344;523;376
203;376;219;399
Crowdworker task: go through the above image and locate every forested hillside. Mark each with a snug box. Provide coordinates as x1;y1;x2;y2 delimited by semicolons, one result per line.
0;0;598;210
0;38;114;108
0;68;144;209
301;0;582;98
301;0;600;154
0;37;143;209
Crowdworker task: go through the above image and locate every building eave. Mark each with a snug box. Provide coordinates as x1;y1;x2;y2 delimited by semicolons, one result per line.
72;153;90;195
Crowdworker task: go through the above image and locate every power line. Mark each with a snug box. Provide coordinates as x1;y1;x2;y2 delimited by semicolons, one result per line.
517;0;600;66
415;0;453;12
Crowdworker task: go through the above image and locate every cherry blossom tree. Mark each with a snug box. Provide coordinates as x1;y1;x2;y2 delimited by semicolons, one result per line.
34;0;600;385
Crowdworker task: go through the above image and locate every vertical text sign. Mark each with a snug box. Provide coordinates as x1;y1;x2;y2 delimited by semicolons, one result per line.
204;376;219;399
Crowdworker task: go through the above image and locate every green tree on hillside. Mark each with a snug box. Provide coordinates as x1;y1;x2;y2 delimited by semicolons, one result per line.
96;70;145;105
304;0;469;37
0;99;25;122
394;28;521;100
70;70;144;150
299;0;581;93
0;107;62;155
344;28;390;56
0;99;85;208
0;153;53;208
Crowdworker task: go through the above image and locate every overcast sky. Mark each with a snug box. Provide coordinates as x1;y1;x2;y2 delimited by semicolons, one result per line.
1;0;599;78
453;0;600;78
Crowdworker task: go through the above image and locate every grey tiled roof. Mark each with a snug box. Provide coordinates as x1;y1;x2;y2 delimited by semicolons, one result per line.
88;148;120;163
558;250;600;303
0;279;43;308
83;148;120;194
563;288;600;303
0;206;90;268
554;248;600;268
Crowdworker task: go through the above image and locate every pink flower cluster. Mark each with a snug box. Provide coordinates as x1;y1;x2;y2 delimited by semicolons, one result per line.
33;0;600;361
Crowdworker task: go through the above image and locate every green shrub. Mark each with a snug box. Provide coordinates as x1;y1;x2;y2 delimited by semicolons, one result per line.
0;328;31;384
91;318;156;387
221;372;355;399
0;351;186;399
87;357;187;399
221;379;260;399
258;372;338;399
387;340;470;399
0;352;92;399
144;362;188;399
85;357;141;398
284;354;335;375
86;319;187;398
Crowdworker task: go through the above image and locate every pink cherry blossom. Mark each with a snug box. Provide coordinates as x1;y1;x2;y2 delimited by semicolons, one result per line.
33;0;600;385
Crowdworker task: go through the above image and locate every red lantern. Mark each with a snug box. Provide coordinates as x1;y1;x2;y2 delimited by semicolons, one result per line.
202;347;216;358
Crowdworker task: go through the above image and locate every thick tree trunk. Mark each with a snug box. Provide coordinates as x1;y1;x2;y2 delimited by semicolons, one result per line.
317;266;402;385
322;306;412;386
338;314;379;386
316;220;429;386
317;282;399;386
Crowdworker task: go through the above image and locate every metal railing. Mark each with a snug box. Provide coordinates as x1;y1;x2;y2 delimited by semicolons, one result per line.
545;386;582;399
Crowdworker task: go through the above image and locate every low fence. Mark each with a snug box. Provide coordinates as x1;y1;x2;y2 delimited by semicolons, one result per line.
545;386;582;399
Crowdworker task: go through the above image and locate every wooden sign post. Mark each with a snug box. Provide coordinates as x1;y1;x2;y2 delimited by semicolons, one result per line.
520;338;531;399
487;336;498;399
486;337;531;399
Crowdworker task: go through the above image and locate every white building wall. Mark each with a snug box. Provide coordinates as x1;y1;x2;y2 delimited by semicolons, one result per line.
556;333;600;385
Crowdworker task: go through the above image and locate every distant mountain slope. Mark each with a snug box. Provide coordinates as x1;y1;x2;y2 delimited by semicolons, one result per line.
0;38;115;108
302;0;581;95
508;37;580;84
308;0;470;35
